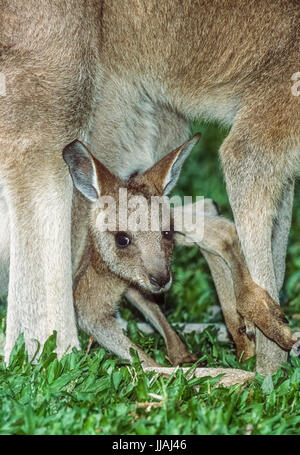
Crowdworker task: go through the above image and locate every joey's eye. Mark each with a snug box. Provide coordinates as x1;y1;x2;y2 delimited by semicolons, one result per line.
115;231;131;248
162;230;173;241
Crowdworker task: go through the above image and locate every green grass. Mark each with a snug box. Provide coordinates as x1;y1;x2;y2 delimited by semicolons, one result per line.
0;121;299;435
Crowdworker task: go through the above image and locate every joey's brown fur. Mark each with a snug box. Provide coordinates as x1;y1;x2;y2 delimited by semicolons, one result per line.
64;136;200;366
1;1;299;373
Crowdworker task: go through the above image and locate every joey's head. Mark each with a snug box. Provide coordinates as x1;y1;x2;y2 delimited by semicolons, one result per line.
63;134;200;294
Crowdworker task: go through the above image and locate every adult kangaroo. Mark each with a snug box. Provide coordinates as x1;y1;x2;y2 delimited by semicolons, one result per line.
1;0;299;374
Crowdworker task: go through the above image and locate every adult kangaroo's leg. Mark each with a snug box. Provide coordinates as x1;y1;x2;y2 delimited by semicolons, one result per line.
3;148;80;361
272;179;295;292
220;96;299;374
0;1;100;362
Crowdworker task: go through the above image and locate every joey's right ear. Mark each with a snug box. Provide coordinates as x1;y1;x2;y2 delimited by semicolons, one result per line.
63;140;100;201
137;133;201;195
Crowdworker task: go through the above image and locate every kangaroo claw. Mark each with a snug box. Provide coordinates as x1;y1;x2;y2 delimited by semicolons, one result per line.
237;285;295;351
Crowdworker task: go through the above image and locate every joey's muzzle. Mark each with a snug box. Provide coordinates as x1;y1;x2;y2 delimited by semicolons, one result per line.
148;271;172;292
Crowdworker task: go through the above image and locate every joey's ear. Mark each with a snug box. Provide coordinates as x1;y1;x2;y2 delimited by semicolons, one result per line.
63;140;100;201
141;133;201;194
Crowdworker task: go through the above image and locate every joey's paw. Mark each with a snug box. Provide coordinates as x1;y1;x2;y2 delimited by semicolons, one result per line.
260;297;296;351
238;287;295;351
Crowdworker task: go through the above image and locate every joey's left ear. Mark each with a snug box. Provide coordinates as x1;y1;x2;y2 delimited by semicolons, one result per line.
63;140;100;201
140;133;201;194
63;140;121;202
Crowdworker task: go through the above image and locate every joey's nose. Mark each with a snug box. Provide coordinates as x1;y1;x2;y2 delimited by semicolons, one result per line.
149;272;171;290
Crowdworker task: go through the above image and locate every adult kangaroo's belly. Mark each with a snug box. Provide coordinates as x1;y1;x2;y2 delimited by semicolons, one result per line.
100;0;299;123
